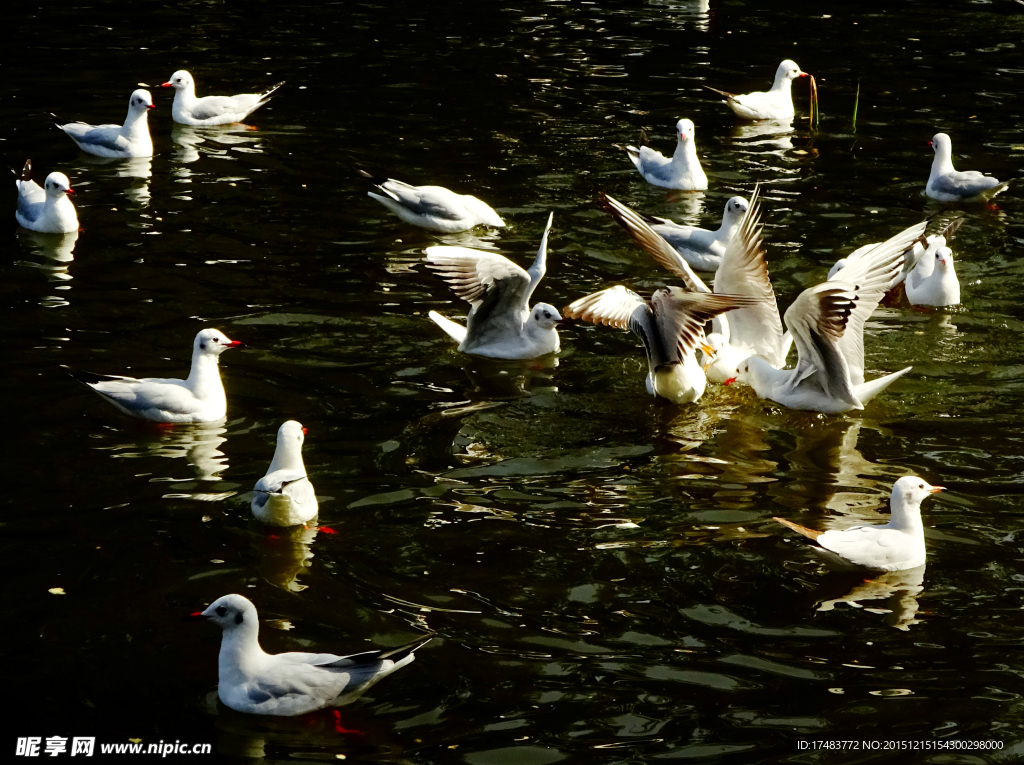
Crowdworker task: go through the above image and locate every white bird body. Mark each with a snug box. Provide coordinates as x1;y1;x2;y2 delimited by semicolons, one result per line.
707;60;807;122
14;161;78;233
904;236;961;307
645;196;749;271
564;285;755;405
62;328;240;423
361;170;504;232
622;119;707;190
252;421;318;527
200;594;431;716
162;70;284;126
926;132;1009;202
775;476;945;571
426;213;560;359
53;89;154;158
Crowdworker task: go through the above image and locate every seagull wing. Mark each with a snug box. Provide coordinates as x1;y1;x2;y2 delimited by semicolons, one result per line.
600;193;711;293
651;287;758;367
782;284;859;409
710;186;786;364
564;286;664;363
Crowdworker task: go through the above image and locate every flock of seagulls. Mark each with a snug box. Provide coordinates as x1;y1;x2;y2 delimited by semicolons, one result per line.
22;56;1010;716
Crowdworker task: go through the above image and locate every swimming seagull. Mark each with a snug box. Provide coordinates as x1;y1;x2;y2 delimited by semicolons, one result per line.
774;476;945;571
252;421;318;527
199;594;432;716
705;60;808;122
61;328;241;423
641;196;749;272
51;89;154;158
905;236;960;307
619;119;708;190
731;230;921;412
425;213;561;358
926;133;1010;202
563;285;755;404
360;169;505;232
13;160;78;233
162;70;285;126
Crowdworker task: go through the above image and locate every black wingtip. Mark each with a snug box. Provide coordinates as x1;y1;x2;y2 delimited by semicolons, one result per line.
61;365;113;386
358;168;388;186
15;159;31;181
48;112;65;128
262;80;286;97
378;633;435;662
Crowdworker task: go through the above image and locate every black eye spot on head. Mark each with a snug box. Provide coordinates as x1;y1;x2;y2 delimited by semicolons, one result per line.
200;342;207;350
235;612;244;625
216;605;227;617
919;483;924;489
544;311;551;319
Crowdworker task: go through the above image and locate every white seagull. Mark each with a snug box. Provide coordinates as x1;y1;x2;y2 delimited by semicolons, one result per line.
162;70;284;126
564;285;754;404
62;328;241;423
199;594;432;716
252;421;318;527
706;60;808;122
14;160;78;233
360;169;505;232
51;89;154;158
774;476;945;571
425;213;561;358
620;119;708;190
905;236;960;307
926;133;1010;202
642;196;749;272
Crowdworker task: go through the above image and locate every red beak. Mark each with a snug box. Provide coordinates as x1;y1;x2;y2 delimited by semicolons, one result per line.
723;377;737;386
302;428;308;435
65;188;75;195
161;82;172;88
148;103;156;109
225;340;243;348
798;72;809;78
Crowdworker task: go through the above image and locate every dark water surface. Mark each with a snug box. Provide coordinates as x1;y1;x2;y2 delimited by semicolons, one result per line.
4;1;1024;762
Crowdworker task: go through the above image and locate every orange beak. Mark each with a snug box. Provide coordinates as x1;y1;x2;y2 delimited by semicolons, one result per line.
928;486;946;494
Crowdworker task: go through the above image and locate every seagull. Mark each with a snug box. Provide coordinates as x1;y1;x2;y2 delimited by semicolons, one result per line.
563;285;755;404
705;60;808;122
926;133;1010;202
13;160;78;233
905;236;960;307
425;213;561;358
252;421;318;527
774;476;945;571
641;196;749;271
199;594;432;716
601;189;792;384
51;89;154;158
619;119;708;190
828;219;962;291
360;169;505;232
162;70;285;126
61;328;241;423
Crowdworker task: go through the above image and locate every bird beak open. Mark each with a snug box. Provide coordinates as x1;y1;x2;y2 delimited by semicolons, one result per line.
161;82;172;88
723;377;736;386
928;486;946;493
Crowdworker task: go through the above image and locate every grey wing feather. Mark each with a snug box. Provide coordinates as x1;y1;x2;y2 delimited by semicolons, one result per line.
563;286;663;364
933;170;1002;197
62;123;128;152
600;193;710;293
380;184;465;221
783;285;859;408
651;288;758;366
524;213;553;303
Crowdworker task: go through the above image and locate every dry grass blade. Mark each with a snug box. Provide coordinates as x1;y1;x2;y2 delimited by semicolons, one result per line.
809;74;819;130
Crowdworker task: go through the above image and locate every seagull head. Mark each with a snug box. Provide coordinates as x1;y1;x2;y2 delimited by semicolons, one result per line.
201;593;258;631
278;420;307;448
778;60;807;81
722;196;749;227
162;70;193;91
130;89;155;112
929;132;952;158
44;172;74;198
675;118;696;143
891;476;945;512
936;245;955;270
194;328;242;356
531;303;562;331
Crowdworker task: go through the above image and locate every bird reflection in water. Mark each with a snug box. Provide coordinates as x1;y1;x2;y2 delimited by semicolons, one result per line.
252;522;319;592
729;120;795;152
80;155;153;206
815;565;926;631
97;419;234;498
458;354;559;400
15;230;79;300
170;123;266;165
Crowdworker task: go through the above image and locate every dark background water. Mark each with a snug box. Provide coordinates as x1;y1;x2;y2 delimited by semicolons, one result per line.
4;0;1024;762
